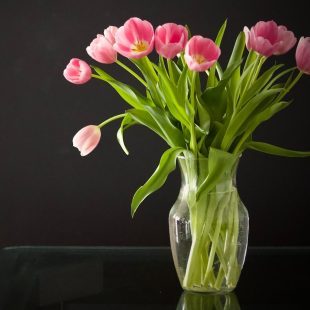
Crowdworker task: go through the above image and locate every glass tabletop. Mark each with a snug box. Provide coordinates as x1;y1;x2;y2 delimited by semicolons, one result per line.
0;246;309;309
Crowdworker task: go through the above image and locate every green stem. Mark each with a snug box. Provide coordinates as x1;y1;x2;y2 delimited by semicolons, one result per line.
190;72;198;156
226;191;240;287
183;192;217;289
238;54;262;105
142;56;159;82
97;113;126;128
116;60;148;87
277;71;303;102
167;58;176;84
203;190;231;285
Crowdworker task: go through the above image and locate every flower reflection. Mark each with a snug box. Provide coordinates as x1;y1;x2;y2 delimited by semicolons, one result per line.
177;291;240;310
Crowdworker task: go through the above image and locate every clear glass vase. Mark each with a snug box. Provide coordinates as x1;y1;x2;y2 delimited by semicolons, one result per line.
169;156;249;293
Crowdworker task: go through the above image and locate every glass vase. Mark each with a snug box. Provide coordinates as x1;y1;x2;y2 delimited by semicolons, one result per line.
169;156;249;293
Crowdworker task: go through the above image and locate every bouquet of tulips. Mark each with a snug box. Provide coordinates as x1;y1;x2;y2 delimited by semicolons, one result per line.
64;17;310;291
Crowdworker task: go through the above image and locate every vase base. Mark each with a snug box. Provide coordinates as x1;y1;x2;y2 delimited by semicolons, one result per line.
182;285;235;294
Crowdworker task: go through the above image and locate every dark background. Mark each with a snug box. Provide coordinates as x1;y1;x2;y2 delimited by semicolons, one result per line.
0;0;309;247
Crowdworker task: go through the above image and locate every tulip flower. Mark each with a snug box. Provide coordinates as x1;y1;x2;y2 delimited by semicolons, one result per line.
184;36;221;72
114;17;154;59
86;26;118;64
155;23;188;59
73;125;101;156
244;21;296;57
296;37;310;75
63;58;92;84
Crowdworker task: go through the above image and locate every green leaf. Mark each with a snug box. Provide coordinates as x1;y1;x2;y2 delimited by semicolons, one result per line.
201;59;242;122
177;53;185;69
222;88;282;150
207;19;227;88
227;32;245;69
215;19;228;46
159;56;169;78
197;96;211;133
131;58;164;109
144;106;186;147
226;32;245;100
169;59;182;83
92;66;153;110
127;109;167;142
201;86;227;122
131;147;186;216
239;64;284;107
197;148;239;199
177;66;189;103
242;50;256;73
232;100;292;153
116;114;136;155
264;67;296;90
154;64;191;129
246;141;310;157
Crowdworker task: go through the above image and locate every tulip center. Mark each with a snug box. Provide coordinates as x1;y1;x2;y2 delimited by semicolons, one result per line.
131;40;149;53
193;54;206;64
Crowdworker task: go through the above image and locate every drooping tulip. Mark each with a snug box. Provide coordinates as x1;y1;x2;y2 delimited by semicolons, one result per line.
155;23;188;59
296;37;310;75
184;35;221;72
86;26;118;64
63;58;92;84
113;17;154;59
244;20;296;57
73;125;101;156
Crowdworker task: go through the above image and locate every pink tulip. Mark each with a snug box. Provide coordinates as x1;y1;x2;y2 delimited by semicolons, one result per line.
104;26;118;44
184;36;221;72
73;125;101;156
155;23;188;59
296;37;310;75
86;26;118;64
63;58;92;84
244;21;296;57
113;17;154;59
273;26;297;55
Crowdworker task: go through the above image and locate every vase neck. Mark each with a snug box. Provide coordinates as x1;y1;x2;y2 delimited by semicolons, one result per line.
178;155;239;197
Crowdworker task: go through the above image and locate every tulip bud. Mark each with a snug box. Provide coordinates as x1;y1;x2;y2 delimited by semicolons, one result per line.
155;23;188;59
296;37;310;75
63;58;92;84
73;125;101;156
86;26;118;64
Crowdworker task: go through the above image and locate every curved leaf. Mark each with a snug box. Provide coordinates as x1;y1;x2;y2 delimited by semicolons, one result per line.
207;19;227;88
239;64;284;107
131;147;186;216
222;88;282;150
127;109;167;142
92;66;153;110
144;106;186;147
116;114;136;155
246;141;310;157
154;64;191;129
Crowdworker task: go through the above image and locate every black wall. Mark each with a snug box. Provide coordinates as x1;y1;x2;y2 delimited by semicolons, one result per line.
0;0;309;247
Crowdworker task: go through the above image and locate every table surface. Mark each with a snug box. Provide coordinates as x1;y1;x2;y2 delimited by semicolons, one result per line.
0;246;309;309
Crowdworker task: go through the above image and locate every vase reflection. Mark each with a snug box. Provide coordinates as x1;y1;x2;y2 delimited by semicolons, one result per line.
177;291;240;310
